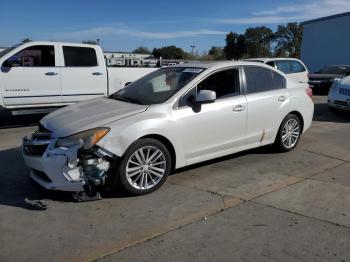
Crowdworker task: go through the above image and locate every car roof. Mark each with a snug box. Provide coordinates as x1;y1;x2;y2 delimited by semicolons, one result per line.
244;57;303;63
172;60;274;70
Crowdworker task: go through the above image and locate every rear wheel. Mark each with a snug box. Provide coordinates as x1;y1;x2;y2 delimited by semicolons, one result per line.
115;138;171;195
274;114;302;152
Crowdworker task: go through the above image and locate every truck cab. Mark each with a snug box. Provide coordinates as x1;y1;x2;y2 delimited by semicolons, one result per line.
0;42;108;111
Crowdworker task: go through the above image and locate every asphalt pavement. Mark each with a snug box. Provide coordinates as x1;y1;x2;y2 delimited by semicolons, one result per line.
0;96;349;262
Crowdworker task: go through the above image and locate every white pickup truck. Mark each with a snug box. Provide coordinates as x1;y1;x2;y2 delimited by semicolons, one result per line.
0;41;156;114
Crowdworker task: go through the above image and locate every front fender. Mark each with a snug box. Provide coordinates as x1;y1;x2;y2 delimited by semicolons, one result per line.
97;113;186;169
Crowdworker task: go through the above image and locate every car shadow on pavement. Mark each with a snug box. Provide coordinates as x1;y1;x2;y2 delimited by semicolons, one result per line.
313;102;350;123
0;147;78;210
0;110;46;129
0;147;135;210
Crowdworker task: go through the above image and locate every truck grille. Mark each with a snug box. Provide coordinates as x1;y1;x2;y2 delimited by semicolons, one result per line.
334;100;348;106
339;88;350;96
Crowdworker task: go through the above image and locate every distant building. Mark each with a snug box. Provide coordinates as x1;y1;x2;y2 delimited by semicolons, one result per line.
103;51;158;67
301;12;350;72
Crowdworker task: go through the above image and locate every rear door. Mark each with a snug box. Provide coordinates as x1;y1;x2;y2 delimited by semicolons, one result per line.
1;44;61;106
60;45;107;103
243;66;290;147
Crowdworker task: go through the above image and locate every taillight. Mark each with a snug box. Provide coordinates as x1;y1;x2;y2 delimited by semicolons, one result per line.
306;87;313;98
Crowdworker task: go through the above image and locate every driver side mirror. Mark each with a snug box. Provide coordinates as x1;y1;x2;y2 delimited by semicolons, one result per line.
3;56;21;68
196;90;216;104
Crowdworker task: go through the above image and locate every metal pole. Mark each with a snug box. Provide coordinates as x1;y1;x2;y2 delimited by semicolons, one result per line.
190;45;195;61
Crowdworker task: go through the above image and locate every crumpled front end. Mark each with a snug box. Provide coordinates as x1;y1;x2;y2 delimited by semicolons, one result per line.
22;130;115;193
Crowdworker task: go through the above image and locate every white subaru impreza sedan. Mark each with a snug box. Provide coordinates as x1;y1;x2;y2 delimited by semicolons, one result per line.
22;62;314;197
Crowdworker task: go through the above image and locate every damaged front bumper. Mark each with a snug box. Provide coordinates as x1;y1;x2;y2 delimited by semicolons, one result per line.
22;132;113;192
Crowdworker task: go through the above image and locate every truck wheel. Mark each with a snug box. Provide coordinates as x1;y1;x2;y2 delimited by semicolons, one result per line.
116;138;171;195
274;114;302;152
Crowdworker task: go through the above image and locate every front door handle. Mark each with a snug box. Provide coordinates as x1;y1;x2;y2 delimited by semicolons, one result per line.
233;105;245;112
92;72;103;75
278;95;288;102
45;72;58;76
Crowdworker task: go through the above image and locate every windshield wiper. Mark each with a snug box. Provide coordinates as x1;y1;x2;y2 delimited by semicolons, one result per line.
110;95;143;105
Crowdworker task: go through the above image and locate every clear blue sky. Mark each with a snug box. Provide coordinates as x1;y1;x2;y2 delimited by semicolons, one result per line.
0;0;349;53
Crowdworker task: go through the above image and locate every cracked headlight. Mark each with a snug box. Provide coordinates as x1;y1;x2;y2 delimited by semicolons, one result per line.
56;127;110;149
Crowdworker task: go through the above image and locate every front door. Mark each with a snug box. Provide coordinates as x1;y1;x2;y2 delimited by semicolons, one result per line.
173;68;247;165
1;44;61;107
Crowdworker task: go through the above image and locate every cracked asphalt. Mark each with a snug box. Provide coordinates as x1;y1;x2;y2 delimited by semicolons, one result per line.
0;96;350;262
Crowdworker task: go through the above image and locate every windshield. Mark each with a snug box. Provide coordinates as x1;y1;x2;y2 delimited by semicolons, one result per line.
0;44;21;59
318;66;350;75
109;67;204;105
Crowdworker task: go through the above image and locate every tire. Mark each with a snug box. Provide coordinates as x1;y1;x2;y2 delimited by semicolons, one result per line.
274;114;302;152
115;138;171;195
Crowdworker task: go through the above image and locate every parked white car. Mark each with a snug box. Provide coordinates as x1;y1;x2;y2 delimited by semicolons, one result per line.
0;41;156;114
244;58;309;84
22;61;314;197
328;76;350;111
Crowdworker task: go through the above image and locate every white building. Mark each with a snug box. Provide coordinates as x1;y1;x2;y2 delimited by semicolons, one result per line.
104;51;157;67
301;12;350;72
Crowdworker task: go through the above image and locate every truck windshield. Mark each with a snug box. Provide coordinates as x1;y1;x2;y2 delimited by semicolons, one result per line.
0;44;21;59
109;67;204;105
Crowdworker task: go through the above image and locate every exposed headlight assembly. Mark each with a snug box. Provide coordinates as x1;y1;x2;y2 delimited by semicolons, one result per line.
56;127;110;149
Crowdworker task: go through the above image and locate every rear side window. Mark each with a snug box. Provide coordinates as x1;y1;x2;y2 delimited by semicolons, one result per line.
275;60;306;74
63;46;97;67
290;60;306;73
244;67;274;94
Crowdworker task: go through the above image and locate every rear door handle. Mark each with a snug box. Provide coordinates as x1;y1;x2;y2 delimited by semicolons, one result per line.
278;95;288;102
233;105;245;112
45;72;58;76
92;72;103;75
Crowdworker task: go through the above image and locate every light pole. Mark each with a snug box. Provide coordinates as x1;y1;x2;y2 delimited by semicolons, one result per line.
96;39;100;46
190;45;195;61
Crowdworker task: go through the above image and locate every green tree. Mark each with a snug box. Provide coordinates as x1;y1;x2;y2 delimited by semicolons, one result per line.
274;23;303;58
208;46;225;60
244;26;273;58
224;32;247;60
152;46;188;59
132;46;151;54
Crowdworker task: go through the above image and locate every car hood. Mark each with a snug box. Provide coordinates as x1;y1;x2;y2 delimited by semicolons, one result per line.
40;97;148;137
308;73;344;81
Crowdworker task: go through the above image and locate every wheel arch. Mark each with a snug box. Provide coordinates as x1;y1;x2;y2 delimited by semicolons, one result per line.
139;134;177;171
288;110;304;133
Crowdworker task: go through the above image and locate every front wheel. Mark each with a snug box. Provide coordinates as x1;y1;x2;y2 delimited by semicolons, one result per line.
274;114;302;152
115;138;171;195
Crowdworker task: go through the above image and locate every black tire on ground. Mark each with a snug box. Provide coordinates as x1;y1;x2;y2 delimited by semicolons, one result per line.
274;114;302;152
115;138;172;195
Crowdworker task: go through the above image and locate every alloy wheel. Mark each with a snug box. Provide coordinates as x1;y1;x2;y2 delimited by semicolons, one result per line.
126;146;166;190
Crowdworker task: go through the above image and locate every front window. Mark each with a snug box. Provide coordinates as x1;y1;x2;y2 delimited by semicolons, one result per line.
109;67;204;105
3;45;55;67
